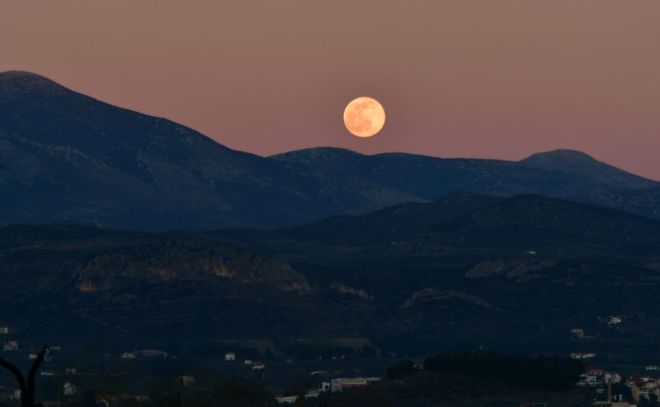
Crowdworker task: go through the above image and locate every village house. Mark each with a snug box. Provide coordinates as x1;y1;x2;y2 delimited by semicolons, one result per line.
275;395;298;404
140;349;168;358
120;352;136;359
330;377;380;393
276;391;319;404
251;362;266;370
224;352;236;361
627;375;660;403
180;376;195;387
0;327;9;334
571;352;597;360
2;341;18;351
578;368;621;387
320;381;331;392
63;382;77;396
10;389;21;401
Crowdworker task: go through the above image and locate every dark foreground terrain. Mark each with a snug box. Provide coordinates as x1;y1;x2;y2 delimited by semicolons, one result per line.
2;193;660;365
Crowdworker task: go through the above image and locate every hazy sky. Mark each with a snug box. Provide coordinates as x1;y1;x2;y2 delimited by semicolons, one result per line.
2;0;660;179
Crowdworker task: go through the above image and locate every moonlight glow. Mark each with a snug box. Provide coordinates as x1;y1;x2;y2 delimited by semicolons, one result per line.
343;97;386;138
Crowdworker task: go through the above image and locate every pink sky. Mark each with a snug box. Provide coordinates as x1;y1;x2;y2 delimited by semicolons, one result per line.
2;0;659;179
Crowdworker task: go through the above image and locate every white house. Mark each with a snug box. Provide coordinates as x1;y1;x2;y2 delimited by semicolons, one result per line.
2;341;18;351
63;382;77;396
180;376;195;387
224;352;236;361
121;352;136;360
140;349;168;358
571;352;596;360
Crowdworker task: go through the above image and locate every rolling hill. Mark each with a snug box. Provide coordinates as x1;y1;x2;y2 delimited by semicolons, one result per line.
3;195;660;361
2;70;660;230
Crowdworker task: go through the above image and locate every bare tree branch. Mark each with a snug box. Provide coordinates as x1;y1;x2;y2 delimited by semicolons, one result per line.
0;356;27;393
0;345;48;407
27;346;48;400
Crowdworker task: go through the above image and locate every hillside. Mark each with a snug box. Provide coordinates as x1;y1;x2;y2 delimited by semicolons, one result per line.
2;71;660;230
3;196;660;362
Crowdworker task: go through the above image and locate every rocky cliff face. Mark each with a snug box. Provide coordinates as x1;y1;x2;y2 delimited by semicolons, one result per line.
75;238;310;293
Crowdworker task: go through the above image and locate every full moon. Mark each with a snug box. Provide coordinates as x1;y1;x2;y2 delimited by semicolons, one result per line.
343;97;386;138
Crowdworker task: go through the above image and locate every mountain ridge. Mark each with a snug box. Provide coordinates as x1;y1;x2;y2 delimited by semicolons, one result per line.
2;70;660;231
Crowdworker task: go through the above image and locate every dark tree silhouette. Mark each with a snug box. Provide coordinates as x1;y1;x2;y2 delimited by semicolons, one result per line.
0;346;48;407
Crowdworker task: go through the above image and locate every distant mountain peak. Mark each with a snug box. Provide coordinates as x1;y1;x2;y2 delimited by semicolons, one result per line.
270;147;363;159
269;147;367;167
521;148;656;188
522;149;597;164
0;70;66;95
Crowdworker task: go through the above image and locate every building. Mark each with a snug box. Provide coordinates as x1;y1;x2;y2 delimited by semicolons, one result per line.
224;352;236;361
10;389;21;400
571;328;585;339
140;349;168;358
627;375;660;403
320;382;331;392
180;376;195;387
120;352;136;359
330;377;380;393
578;368;622;387
3;341;18;351
63;382;77;396
0;327;9;334
40;371;54;377
252;362;266;370
244;359;253;365
571;352;597;360
276;391;319;405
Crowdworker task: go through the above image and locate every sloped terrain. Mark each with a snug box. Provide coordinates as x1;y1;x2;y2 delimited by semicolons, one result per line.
2;71;660;231
2;195;660;363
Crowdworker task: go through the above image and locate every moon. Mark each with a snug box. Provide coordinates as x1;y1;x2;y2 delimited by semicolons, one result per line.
343;97;386;138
